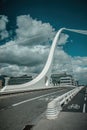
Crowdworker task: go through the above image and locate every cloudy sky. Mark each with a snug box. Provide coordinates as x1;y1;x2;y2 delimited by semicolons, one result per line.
0;0;87;85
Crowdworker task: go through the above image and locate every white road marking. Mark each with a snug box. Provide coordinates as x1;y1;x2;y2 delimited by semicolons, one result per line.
84;97;86;101
83;103;86;113
82;88;87;113
12;89;64;107
67;104;80;110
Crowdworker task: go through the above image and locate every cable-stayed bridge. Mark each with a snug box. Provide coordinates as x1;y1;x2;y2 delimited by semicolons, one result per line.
0;28;87;93
0;28;87;130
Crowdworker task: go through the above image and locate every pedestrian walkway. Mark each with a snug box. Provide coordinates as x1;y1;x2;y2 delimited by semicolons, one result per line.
32;112;87;130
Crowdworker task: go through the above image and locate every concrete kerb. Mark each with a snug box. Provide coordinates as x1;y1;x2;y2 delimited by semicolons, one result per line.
46;100;62;119
46;87;84;120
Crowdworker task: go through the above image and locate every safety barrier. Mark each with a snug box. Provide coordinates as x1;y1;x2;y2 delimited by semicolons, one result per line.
46;86;84;119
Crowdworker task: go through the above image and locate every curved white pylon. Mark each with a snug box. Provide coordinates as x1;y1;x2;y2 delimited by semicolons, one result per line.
66;28;87;35
1;28;65;92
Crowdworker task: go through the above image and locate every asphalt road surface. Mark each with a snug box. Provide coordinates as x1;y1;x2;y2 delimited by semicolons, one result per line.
0;87;72;130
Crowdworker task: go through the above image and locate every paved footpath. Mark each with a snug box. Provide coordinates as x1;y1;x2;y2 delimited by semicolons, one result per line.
32;112;87;130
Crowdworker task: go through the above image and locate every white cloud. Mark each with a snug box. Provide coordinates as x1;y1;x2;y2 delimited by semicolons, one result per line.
15;15;55;45
0;42;49;66
0;41;50;76
52;48;72;73
0;15;8;30
0;15;69;75
72;56;87;67
70;57;87;84
0;15;9;40
0;64;40;77
58;33;69;45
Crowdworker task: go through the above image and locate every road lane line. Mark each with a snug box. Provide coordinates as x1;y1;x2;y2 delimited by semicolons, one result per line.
12;89;64;107
84;97;86;101
83;103;86;113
